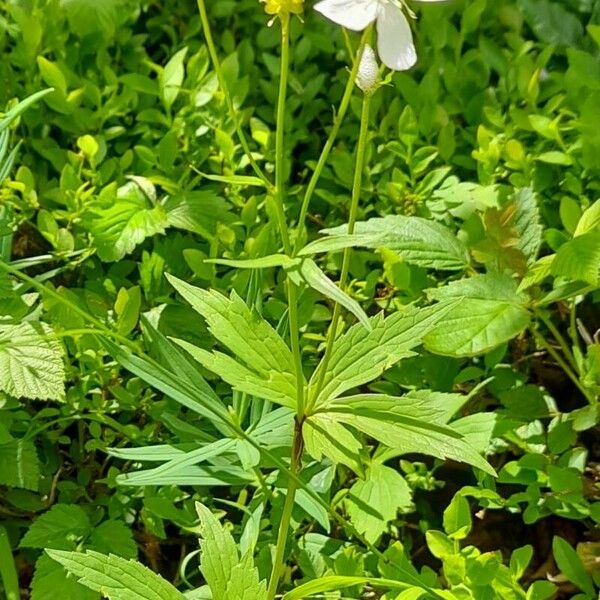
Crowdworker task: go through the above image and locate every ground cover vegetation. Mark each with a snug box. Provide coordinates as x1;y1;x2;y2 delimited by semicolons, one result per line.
0;0;600;598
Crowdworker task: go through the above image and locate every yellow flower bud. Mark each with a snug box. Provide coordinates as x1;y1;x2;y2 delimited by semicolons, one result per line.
261;0;304;16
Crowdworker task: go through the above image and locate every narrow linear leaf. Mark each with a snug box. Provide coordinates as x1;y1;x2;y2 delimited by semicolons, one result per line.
294;258;370;329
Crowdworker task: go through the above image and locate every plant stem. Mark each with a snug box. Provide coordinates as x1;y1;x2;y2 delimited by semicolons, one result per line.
266;419;303;600
265;14;306;599
272;13;293;255
196;0;272;189
532;327;595;404
535;309;580;375
269;13;304;418
310;93;372;408
0;526;19;600
293;29;370;255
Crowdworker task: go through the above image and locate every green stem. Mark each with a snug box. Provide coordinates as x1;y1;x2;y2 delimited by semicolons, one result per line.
265;15;307;599
293;29;370;255
270;14;304;417
535;309;579;375
266;419;303;600
310;93;372;409
0;526;19;600
196;0;272;189
532;327;595;404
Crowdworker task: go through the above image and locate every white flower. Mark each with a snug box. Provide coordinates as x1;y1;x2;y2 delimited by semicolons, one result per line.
314;0;445;71
356;44;379;94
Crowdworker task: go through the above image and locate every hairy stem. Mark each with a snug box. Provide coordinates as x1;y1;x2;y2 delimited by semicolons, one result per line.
196;0;272;188
310;93;372;408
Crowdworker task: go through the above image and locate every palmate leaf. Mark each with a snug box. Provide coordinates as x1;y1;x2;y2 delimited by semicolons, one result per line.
309;302;455;408
301;215;470;271
196;503;267;600
167;275;302;408
46;550;185;600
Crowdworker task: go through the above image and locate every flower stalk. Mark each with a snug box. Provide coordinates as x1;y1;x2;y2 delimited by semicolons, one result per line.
310;90;372;408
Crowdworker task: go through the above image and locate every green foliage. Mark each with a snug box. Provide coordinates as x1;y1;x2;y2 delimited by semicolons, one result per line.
46;550;185;600
0;322;64;401
1;0;600;599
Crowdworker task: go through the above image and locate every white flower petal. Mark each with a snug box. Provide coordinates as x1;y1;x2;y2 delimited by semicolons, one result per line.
376;3;417;71
314;0;379;31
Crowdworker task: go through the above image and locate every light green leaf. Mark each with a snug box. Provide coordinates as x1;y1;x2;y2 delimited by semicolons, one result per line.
167;276;300;408
0;89;54;132
88;521;137;559
196;503;239;598
327;403;495;475
509;545;533;579
224;552;267;600
512;188;543;265
198;172;268;188
443;495;472;539
346;463;412;543
518;255;555;291
451;413;496;454
574;201;600;236
0;438;40;490
304;413;363;474
207;254;298;270
100;338;231;424
116;438;237;487
174;339;296;408
21;505;91;551
552;537;595;597
161;47;187;109
424;274;530;357
84;181;168;262
30;554;98;600
282;576;411;600
197;502;267;600
304;215;470;271
309;303;454;407
0;322;65;401
59;0;122;37
551;232;600;286
46;550;185;600
295;258;370;329
164;191;234;241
